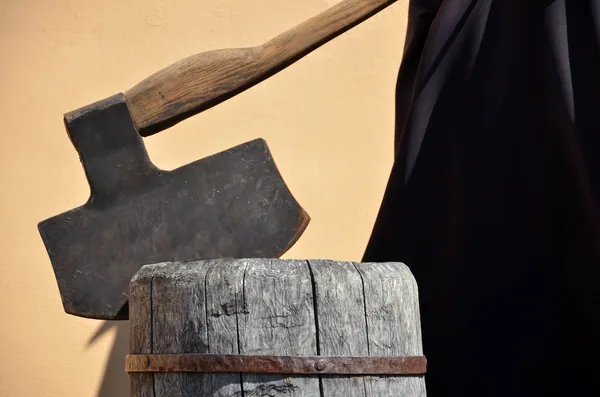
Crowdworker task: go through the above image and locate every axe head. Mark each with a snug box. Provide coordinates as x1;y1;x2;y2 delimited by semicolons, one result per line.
38;93;309;320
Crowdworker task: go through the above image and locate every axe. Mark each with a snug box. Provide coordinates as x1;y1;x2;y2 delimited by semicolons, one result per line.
38;0;398;321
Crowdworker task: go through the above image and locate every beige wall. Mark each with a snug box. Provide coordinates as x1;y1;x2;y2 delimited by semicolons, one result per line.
0;1;408;396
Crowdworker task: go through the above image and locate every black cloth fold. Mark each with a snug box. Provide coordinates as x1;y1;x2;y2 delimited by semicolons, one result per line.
363;1;600;395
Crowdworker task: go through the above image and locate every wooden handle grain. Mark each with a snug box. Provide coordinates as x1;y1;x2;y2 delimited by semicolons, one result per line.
124;0;398;136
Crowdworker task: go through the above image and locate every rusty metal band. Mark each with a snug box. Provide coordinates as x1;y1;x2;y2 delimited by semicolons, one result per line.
125;353;427;375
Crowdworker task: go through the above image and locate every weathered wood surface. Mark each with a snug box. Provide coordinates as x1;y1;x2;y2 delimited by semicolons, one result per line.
311;260;369;396
129;258;426;396
124;0;398;135
239;259;320;396
356;262;426;397
205;259;246;396
129;262;156;397
152;261;212;396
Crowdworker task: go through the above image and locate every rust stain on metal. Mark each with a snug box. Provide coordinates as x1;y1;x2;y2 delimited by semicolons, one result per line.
125;353;427;375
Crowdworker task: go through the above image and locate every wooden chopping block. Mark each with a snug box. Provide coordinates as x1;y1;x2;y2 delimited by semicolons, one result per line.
127;258;427;396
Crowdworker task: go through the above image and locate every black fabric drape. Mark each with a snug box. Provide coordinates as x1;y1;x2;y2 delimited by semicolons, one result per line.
363;1;600;395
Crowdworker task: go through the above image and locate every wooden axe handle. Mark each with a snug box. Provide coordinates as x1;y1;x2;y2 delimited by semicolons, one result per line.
124;0;398;136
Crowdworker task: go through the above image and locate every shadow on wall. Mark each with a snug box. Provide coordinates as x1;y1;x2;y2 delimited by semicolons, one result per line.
89;322;130;397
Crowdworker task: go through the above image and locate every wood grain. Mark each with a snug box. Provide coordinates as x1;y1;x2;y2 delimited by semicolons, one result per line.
205;259;248;397
354;262;426;397
124;0;398;135
150;261;213;397
238;259;320;396
308;259;368;397
129;263;171;397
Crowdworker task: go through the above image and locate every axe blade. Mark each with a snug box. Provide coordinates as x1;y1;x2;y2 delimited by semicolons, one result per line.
38;93;309;320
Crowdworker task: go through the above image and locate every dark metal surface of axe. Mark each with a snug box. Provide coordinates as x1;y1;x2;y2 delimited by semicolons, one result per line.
38;0;398;321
